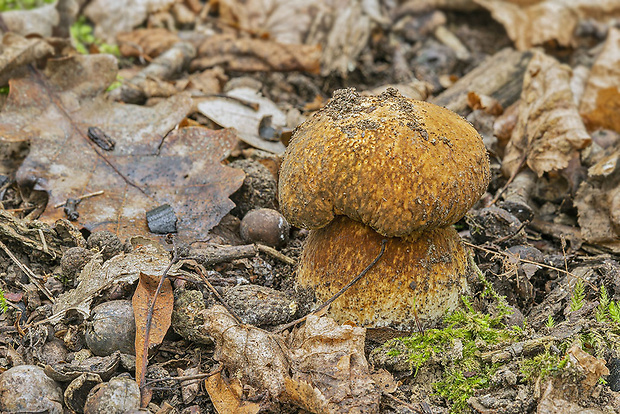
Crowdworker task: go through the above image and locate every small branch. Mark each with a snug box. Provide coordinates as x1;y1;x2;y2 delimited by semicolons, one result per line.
53;190;104;208
256;243;297;266
0;240;55;302
464;241;598;291
277;239;387;332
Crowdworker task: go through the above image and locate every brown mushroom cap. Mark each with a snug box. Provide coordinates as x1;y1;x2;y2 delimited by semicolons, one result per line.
297;216;471;329
279;88;490;237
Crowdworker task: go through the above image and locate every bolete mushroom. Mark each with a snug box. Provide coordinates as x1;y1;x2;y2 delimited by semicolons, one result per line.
279;88;490;329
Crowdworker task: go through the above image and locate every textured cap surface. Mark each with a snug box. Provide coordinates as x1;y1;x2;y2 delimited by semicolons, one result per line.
296;216;471;330
279;88;490;237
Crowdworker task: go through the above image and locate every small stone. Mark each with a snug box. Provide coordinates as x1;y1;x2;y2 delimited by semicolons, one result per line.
41;339;68;365
85;300;136;356
0;365;63;414
240;208;290;247
87;231;123;261
84;376;140;414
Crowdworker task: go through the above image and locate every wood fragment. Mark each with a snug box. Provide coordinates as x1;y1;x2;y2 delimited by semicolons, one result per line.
432;48;533;115
256;243;296;266
188;244;257;266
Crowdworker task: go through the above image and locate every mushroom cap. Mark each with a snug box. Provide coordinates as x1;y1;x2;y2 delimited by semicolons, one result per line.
279;88;490;237
296;216;471;330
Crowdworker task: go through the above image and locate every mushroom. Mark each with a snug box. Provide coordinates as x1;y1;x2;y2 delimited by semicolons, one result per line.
279;88;490;329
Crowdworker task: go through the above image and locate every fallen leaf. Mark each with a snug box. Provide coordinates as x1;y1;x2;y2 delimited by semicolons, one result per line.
567;343;610;389
84;0;176;43
117;28;181;59
191;33;321;74
133;271;174;389
197;87;287;154
216;0;317;44
0;33;54;85
1;3;59;37
204;372;261;414
0;54;245;240
474;0;620;50
574;147;620;253
501;51;591;177
202;305;380;413
580;28;620;134
50;239;178;323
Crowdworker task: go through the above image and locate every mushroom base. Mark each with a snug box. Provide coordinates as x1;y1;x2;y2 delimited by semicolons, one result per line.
296;216;472;331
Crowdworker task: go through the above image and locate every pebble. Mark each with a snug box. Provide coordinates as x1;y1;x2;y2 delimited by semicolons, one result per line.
240;208;290;247
85;300;136;356
0;365;63;414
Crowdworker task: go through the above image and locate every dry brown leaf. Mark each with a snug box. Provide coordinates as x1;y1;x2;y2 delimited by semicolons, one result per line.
0;33;54;85
202;305;380;413
567;343;610;389
117;28;181;59
192;34;321;74
466;91;503;116
0;54;244;241
204;372;261;414
580;28;620;134
133;271;174;389
197;87;287;154
84;0;175;43
501;51;591;177
216;0;318;44
51;239;177;322
474;0;620;50
574;147;620;253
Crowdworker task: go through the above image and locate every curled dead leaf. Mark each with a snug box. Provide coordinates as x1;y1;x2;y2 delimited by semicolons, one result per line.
580;28;620;134
474;0;620;50
202;305;380;413
502;51;591;177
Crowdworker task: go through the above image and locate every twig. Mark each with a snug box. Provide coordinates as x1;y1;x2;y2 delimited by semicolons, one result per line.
145;368;221;386
383;392;428;414
489;154;527;206
188;262;244;324
463;241;598;291
53;190;104;208
276;239;388;333
0;240;55;302
256;243;297;266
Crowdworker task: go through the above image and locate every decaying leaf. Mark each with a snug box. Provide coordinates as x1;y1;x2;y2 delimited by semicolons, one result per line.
502;51;591;177
0;54;245;240
202;305;381;413
117;28;181;59
204;372;261;414
84;0;176;43
133;270;174;389
216;0;318;44
192;34;321;75
1;3;59;37
567;343;610;389
197;87;287;154
474;0;620;50
0;33;54;86
580;28;620;133
574;147;620;253
51;239;178;322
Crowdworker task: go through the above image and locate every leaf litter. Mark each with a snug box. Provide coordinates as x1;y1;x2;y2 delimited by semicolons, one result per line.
1;1;620;413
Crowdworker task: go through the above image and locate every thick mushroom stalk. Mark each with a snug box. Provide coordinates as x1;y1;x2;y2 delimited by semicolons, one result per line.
297;217;471;330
